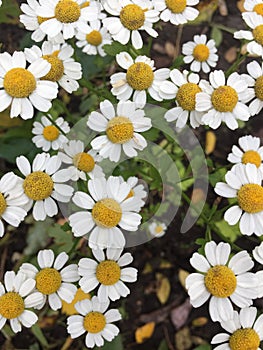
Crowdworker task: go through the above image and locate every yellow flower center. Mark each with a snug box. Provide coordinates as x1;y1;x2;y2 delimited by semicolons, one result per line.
126;62;154;90
120;4;145;30
37;16;52;24
254;4;263;16
254;75;263;100
0;192;7;216
3;68;36;98
253;24;263;46
155;225;164;234
106;116;134;144
42;51;64;82
237;184;263;213
165;0;187;13
73;152;95;172
204;265;237;297
42;125;60;141
176;83;202;111
211;85;238;112
86;30;103;46
36;268;62;295
229;328;260;350
92;198;122;228
80;1;90;8
62;288;91;316
193;44;210;62
96;260;121;285
83;311;106;333
0;292;25;319
242;150;261;167
55;0;81;23
23;171;54;201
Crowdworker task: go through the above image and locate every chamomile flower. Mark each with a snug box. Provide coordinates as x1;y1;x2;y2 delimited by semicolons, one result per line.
76;20;112;56
119;176;147;212
195;70;250;130
62;288;91;316
244;0;263;16
36;0;100;40
186;241;258;322
68;176;142;249
32;115;70;152
58;140;104;181
16;153;73;221
19;249;79;311
25;41;82;93
159;69;204;128
211;307;263;350
0;271;43;333
148;221;167;237
67;296;121;348
78;247;137;301
0;51;58;120
110;52;170;107
153;0;199;25
88;99;152;162
102;0;159;50
215;163;263;236
227;135;263;175
182;34;218;73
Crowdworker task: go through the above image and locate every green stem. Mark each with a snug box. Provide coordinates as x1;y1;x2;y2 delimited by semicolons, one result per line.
225;53;248;77
44;113;67;136
210;23;236;34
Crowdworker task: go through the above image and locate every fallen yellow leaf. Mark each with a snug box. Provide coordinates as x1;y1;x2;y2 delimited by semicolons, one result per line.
156;273;171;304
205;131;216;155
178;269;190;290
135;322;155;344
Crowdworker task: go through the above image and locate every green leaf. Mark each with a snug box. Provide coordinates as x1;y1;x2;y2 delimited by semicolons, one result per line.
193;345;211;350
171;55;184;69
31;324;49;349
215;220;241;242
94;335;123;350
24;218;54;255
158;340;169;350
103;42;127;56
211;26;223;47
48;224;74;253
209;167;227;187
0;0;20;24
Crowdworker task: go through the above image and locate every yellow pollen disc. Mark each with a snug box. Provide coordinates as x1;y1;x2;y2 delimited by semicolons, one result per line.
155;225;164;234
120;4;145;30
125;189;135;200
4;68;36;98
106;116;134;144
73;152;95;172
254;75;263;100
204;265;237;297
86;30;103;46
254;4;263;16
0;292;25;319
96;260;121;285
43;125;60;141
42;52;64;82
176;83;202;111
237;183;263;213
23;171;54;201
36;268;62;295
55;0;81;23
0;192;7;216
211;85;238;112
253;24;263;45
37;16;52;24
242;150;261;167
62;288;91;316
92;198;122;228
165;0;187;13
193;44;210;62
84;311;106;333
126;62;154;90
229;328;260;350
80;1;90;8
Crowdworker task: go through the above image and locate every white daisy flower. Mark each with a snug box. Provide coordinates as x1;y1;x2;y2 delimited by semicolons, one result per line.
154;0;199;25
110;51;170;107
0;271;43;333
68;176;142;249
227;135;263;176
16;153;73;221
20;0;65;43
159;69;204;128
195;70;250;130
25;41;82;93
102;0;159;50
0;51;58;120
244;0;263;15
215;163;263;236
19;249;79;311
186;241;258;322
58;140;105;181
119;176;147;212
0;172;28;238
78;247;137;301
76;20;112;57
32;115;70;152
36;0;100;40
88;99;152;162
149;221;167;237
67;296;121;348
211;307;263;350
234;12;263;57
182;34;218;73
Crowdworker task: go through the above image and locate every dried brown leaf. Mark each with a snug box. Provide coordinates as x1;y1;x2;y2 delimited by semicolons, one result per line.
170;298;192;330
